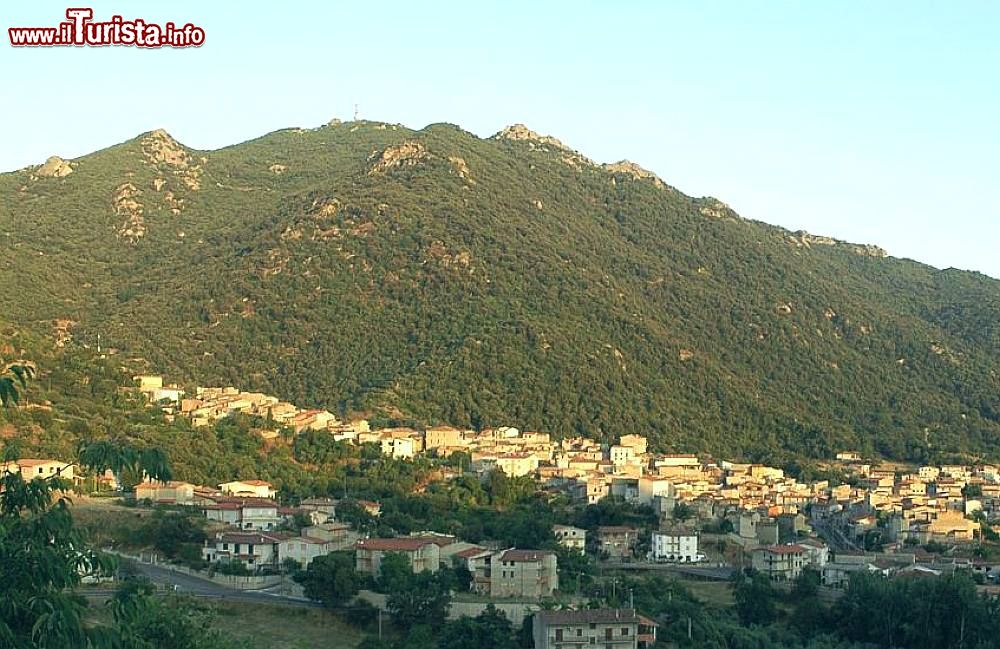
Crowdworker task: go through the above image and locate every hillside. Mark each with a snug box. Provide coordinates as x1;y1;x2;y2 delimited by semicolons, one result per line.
1;120;998;463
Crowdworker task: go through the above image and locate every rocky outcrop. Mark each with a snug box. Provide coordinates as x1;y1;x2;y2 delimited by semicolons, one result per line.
788;231;889;258
113;183;145;240
143;129;190;167
603;160;668;189
493;124;570;150
698;198;738;220
493;124;595;168
142;129;203;190
368;142;431;175
448;156;472;181
36;156;73;178
269;164;288;175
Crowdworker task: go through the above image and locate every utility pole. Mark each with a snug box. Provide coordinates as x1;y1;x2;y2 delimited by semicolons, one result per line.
378;607;383;640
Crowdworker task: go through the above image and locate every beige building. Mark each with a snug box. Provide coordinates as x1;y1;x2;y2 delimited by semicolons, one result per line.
618;435;648;456
533;608;656;649
751;544;807;580
135;480;196;505
355;537;442;575
424;425;466;451
3;459;75;482
485;549;558;599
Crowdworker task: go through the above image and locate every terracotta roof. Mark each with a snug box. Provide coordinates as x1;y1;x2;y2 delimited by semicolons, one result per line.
455;546;491;559
536;608;639;625
356;537;436;551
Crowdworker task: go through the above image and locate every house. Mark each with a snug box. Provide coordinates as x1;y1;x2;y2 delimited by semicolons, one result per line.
288;409;338;433
553;525;586;554
655;454;699;469
488;549;558;599
203;497;281;530
380;436;416;459
533;608;656;649
299;497;338;519
821;561;879;588
279;535;339;568
637;476;675;506
303;521;356;546
3;459;75;482
751;544;807;581
609;445;635;467
651;530;700;563
597;526;639;559
424;425;466;451
219;480;276;499
134;480;196;505
355;537;441;575
203;531;288;570
618;435;648;456
797;538;830;568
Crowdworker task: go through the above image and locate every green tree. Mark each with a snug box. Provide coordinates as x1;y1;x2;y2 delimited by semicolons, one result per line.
438;605;519;649
293;551;360;608
0;361;33;407
386;570;451;631
78;440;173;490
732;570;777;626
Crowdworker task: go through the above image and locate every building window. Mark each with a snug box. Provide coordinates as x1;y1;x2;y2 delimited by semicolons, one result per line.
621;627;629;636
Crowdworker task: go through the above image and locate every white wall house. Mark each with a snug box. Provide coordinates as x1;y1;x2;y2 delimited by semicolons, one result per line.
651;531;700;563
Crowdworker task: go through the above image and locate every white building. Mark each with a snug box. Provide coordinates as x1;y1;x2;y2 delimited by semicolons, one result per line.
219;480;276;499
651;531;700;563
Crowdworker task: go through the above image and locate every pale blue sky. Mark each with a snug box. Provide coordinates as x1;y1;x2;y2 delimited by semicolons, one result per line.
2;1;998;278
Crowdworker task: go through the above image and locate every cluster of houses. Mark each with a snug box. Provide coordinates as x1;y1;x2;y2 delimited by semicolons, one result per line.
136;376;996;546
810;457;997;544
128;377;1000;590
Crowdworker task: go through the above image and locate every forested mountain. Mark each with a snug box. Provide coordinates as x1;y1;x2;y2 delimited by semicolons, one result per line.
1;120;997;463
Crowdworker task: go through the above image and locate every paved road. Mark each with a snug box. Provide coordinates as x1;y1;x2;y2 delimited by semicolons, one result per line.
124;560;320;608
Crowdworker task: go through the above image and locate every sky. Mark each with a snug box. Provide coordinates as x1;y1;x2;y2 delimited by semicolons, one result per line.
2;1;998;278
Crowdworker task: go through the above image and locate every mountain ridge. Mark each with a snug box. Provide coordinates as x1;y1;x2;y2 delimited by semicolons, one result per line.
1;119;998;463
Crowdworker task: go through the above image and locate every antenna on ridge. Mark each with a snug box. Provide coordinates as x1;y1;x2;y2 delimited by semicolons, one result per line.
354;104;359;121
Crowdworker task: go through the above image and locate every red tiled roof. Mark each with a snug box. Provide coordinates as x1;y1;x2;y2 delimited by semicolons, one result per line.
455;546;491;559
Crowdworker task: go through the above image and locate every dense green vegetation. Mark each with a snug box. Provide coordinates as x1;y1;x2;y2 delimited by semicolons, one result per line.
1;120;998;462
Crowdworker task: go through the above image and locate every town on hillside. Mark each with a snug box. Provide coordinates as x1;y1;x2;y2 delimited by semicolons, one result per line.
7;373;998;647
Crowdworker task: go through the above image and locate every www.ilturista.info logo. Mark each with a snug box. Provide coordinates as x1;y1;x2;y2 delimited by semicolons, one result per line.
9;8;205;48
